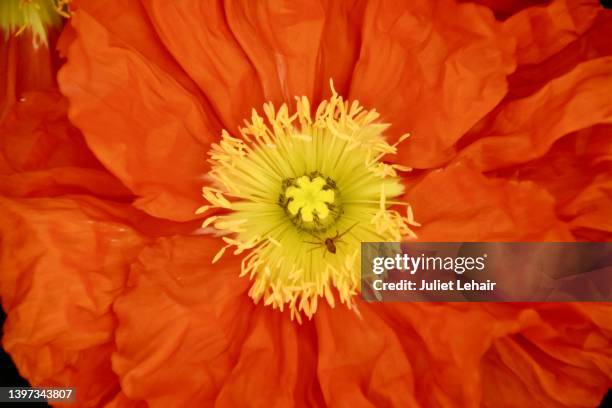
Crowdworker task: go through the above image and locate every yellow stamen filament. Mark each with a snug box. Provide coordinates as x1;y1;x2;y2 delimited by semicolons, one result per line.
197;81;417;320
0;0;70;47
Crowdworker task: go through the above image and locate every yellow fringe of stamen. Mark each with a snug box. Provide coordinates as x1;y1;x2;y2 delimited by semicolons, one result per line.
197;80;418;320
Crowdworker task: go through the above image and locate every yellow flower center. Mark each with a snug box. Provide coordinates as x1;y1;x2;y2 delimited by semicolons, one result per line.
198;82;419;321
0;0;70;47
286;175;334;222
280;173;340;231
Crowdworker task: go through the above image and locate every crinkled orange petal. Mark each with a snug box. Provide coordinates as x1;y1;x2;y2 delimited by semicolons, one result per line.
563;171;612;239
223;0;364;105
215;308;324;407
480;303;612;407
374;302;612;406
455;57;612;172
506;11;612;100
142;0;264;131
374;302;542;406
112;236;252;407
0;89;133;199
406;163;573;241
523;126;612;203
103;392;146;408
315;0;367;99
349;0;515;168
144;0;366;125
459;0;549;20
56;20;77;59
67;0;210;99
0;196;150;407
223;0;324;104
574;303;612;332
495;125;612;240
59;2;222;222
504;0;601;66
0;167;131;199
314;302;418;407
0;91;102;173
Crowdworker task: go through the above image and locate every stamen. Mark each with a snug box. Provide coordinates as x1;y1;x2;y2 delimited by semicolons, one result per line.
199;81;417;320
0;0;71;47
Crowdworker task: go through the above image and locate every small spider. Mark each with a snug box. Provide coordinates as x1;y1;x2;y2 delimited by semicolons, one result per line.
302;222;359;255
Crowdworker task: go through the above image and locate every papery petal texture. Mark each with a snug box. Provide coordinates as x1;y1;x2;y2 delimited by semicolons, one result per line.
0;0;611;407
58;1;221;222
406;164;573;241
456;57;612;172
350;0;516;168
0;196;148;406
112;236;251;407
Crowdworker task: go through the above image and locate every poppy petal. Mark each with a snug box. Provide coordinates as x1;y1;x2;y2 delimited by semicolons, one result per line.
0;167;131;199
142;0;264;131
0;196;149;406
494;125;612;240
376;303;542;406
455;57;612;172
406;163;573;241
103;392;146;408
0;89;132;199
505;11;612;100
144;0;365;124
315;0;368;99
350;0;515;168
504;0;601;66
480;304;612;407
223;0;326;104
215;308;325;407
112;235;252;406
376;302;612;406
0;91;101;173
563;172;612;239
59;3;221;221
315;303;418;407
459;0;549;20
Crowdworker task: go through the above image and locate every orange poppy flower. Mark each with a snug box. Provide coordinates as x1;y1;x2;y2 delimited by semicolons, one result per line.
1;0;612;407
